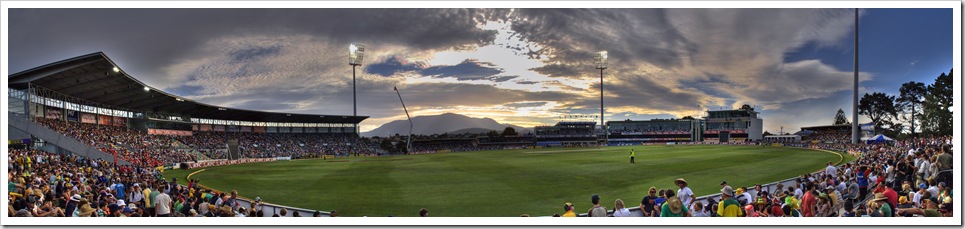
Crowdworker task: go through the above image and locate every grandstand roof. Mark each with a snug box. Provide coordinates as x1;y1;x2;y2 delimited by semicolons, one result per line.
8;52;368;124
800;124;851;131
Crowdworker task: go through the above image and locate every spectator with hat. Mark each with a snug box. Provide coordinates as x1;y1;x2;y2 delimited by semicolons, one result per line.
675;178;695;211
561;202;576;217
717;186;743;217
872;193;892;217
660;192;688;217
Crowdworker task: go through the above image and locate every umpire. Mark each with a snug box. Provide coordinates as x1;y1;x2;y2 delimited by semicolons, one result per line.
630;149;635;164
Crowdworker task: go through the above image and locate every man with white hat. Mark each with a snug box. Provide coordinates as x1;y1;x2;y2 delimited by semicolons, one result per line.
64;194;81;217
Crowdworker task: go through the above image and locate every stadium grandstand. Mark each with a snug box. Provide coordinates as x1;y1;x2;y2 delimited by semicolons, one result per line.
606;118;700;146
702;105;763;143
797;124;852;144
534;121;598;147
7;52;373;169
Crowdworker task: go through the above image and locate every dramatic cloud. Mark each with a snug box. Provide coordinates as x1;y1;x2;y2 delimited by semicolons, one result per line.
11;8;945;133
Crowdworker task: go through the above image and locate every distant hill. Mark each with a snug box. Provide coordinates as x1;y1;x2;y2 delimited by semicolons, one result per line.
362;113;531;137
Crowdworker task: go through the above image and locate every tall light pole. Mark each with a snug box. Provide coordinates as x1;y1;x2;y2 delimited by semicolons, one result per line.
852;9;860;144
349;43;365;134
394;86;413;154
595;50;608;147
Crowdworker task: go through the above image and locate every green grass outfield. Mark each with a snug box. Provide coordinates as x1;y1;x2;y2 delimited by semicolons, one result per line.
164;145;853;217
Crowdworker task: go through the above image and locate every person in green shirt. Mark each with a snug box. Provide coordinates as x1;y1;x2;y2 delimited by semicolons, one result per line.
873;193;892;217
660;196;689;217
897;198;942;217
717;186;744;217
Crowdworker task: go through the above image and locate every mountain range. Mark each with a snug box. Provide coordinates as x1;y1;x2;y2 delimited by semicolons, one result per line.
362;113;531;137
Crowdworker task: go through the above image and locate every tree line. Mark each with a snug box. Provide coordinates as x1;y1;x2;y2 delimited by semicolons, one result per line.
857;69;953;138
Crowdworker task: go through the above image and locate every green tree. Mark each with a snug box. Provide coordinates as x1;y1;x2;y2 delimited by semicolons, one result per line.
833;108;849;125
501;127;518;136
922;70;953;136
487;130;499;139
896;81;927;137
859;92;898;135
380;138;396;152
681;116;696;120
763;131;773;137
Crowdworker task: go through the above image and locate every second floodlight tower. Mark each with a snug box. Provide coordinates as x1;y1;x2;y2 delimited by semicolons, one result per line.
595;50;608;147
349;43;365;134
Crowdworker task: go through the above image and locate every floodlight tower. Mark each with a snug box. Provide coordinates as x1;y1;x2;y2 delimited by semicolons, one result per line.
394;86;413;154
349;44;365;134
595;50;608;147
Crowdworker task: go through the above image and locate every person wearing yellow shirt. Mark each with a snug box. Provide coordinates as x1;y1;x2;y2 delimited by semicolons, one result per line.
717;186;744;217
562;202;577;217
629;149;635;164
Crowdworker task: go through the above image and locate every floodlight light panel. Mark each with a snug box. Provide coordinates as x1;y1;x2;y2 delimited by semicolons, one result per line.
595;50;608;69
349;43;366;65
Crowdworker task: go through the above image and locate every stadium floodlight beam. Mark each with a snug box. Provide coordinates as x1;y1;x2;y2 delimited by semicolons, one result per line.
595;50;608;147
394;86;413;154
349;43;365;134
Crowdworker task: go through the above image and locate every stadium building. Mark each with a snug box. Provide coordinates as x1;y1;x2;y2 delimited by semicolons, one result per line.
534;121;597;147
606;118;701;146
702;106;763;142
8;52;370;165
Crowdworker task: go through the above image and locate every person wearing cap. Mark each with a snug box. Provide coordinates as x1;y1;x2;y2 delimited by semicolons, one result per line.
586;194;607;217
561;202;576;217
720;181;728;188
897;198;942;217
675;178;695;211
640;187;659;217
824;186;840;210
717;186;743;217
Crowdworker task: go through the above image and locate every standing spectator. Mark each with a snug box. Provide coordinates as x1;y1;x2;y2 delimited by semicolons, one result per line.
586;194;607;217
825;162;837;178
640;187;659;217
856;166;870;201
935;145;952;186
145;184;157;217
611;199;631;217
800;184;816;217
561;202;576;217
154;185;172;217
717;186;743;217
675;178;695;211
882;182;899;213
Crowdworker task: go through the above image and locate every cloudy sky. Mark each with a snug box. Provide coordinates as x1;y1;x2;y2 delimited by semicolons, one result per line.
6;7;954;133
